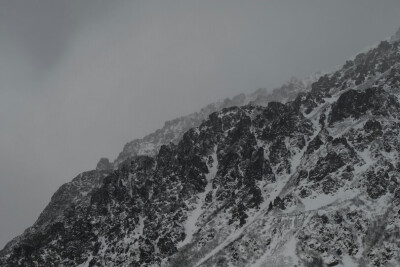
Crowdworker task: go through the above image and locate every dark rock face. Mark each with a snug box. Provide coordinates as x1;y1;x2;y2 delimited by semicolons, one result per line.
2;33;400;267
306;135;323;155
308;152;345;182
300;74;338;114
364;119;382;133
329;88;400;124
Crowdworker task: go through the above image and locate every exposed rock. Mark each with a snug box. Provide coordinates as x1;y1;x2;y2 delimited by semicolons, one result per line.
2;28;400;267
96;157;113;171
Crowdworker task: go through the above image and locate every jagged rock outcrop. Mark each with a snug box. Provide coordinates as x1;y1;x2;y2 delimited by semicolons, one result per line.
114;74;320;166
1;31;400;267
96;158;113;171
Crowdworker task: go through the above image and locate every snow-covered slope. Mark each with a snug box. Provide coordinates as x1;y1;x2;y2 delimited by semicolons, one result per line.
2;30;400;267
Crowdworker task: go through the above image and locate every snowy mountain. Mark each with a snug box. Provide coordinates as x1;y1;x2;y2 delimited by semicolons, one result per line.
114;73;321;166
1;30;400;267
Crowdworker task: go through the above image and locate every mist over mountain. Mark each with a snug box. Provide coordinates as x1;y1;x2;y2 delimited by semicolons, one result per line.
2;27;400;267
2;1;400;252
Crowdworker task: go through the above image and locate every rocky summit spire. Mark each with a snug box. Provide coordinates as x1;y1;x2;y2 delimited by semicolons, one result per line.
95;157;112;171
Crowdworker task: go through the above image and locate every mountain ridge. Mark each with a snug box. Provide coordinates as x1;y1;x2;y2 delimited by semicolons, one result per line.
113;72;322;167
1;30;400;267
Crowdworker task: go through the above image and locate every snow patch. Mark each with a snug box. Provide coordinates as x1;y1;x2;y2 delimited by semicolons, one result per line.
354;146;374;175
195;144;309;267
301;186;359;211
341;254;358;267
177;151;218;248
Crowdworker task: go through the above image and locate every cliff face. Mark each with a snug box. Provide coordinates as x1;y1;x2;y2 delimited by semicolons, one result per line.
1;36;400;267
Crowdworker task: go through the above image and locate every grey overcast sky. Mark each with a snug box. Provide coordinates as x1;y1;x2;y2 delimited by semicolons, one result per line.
1;0;399;248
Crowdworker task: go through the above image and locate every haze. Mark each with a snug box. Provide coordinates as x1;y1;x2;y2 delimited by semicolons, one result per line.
0;0;399;248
